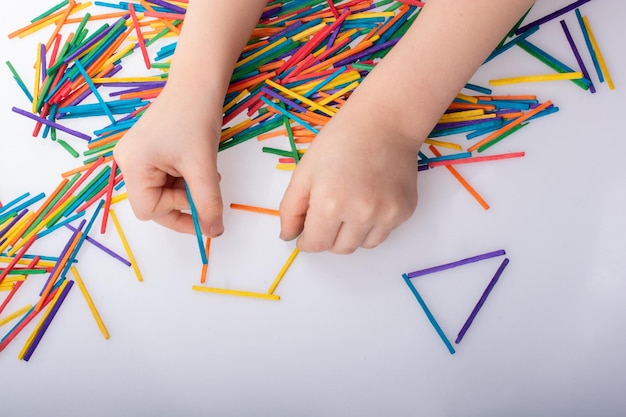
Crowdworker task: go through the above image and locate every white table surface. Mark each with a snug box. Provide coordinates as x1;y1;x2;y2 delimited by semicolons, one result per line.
1;1;625;416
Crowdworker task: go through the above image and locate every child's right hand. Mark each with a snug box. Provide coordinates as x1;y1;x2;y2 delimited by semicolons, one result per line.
113;86;225;237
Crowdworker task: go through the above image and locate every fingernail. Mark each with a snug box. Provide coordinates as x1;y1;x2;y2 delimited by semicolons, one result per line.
209;225;223;238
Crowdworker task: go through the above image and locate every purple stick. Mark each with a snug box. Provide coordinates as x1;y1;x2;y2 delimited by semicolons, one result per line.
62;65;123;109
64;224;131;266
560;19;596;94
333;38;400;68
407;249;506;279
63;19;123;64
0;209;28;240
268;21;302;43
261;86;308;113
514;0;591;35
326;24;341;50
23;280;74;361
107;82;166;97
12;107;91;141
455;258;510;344
40;43;47;83
146;0;186;14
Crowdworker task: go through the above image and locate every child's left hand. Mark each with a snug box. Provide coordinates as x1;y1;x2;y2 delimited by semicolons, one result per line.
279;100;420;254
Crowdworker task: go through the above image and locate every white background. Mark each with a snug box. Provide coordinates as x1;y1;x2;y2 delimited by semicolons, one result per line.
1;1;625;416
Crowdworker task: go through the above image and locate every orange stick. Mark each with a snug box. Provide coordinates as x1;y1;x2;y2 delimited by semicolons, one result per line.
227;71;276;95
258;60;286;72
447;102;496;111
139;0;181;35
257;129;287;141
362;23;383;42
220;112;273;142
500;111;525;119
294;136;315;143
428;151;525;168
87;132;125;150
46;0;75;51
429;145;489;210
372;4;409;39
61;156;112;177
118;87;163;100
243;39;269;53
51;157;107;216
199;238;211;284
229;203;280;217
142;11;185;20
317;91;347;106
298;110;330;126
467;100;552;152
7;2;84;39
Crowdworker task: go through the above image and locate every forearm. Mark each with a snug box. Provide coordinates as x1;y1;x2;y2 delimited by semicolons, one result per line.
345;0;535;150
165;0;268;106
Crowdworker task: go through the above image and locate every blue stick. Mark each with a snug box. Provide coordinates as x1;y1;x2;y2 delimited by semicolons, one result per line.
402;274;455;354
185;183;208;265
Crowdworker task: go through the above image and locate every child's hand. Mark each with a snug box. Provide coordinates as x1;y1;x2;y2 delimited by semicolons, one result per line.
113;87;225;237
279;101;420;254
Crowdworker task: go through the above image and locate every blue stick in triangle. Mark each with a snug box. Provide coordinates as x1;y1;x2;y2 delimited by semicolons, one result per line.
402;273;456;355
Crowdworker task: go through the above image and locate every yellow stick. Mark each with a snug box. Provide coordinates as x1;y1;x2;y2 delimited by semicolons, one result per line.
235;37;288;68
265;79;336;116
291;22;326;42
33;43;42;113
276;163;296;171
582;16;614;90
267;247;299;294
111;192;128;205
192;286;280;301
439;109;485;121
70;267;110;339
424;139;464;151
223;89;249;113
455;93;479;104
0;304;32;327
489;72;584;86
317;81;359;106
109;209;143;282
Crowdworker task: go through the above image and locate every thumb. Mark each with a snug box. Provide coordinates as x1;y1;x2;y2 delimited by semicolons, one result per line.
279;173;310;241
183;167;224;238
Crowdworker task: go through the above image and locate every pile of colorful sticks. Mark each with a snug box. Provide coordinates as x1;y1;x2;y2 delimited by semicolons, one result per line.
1;0;613;360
